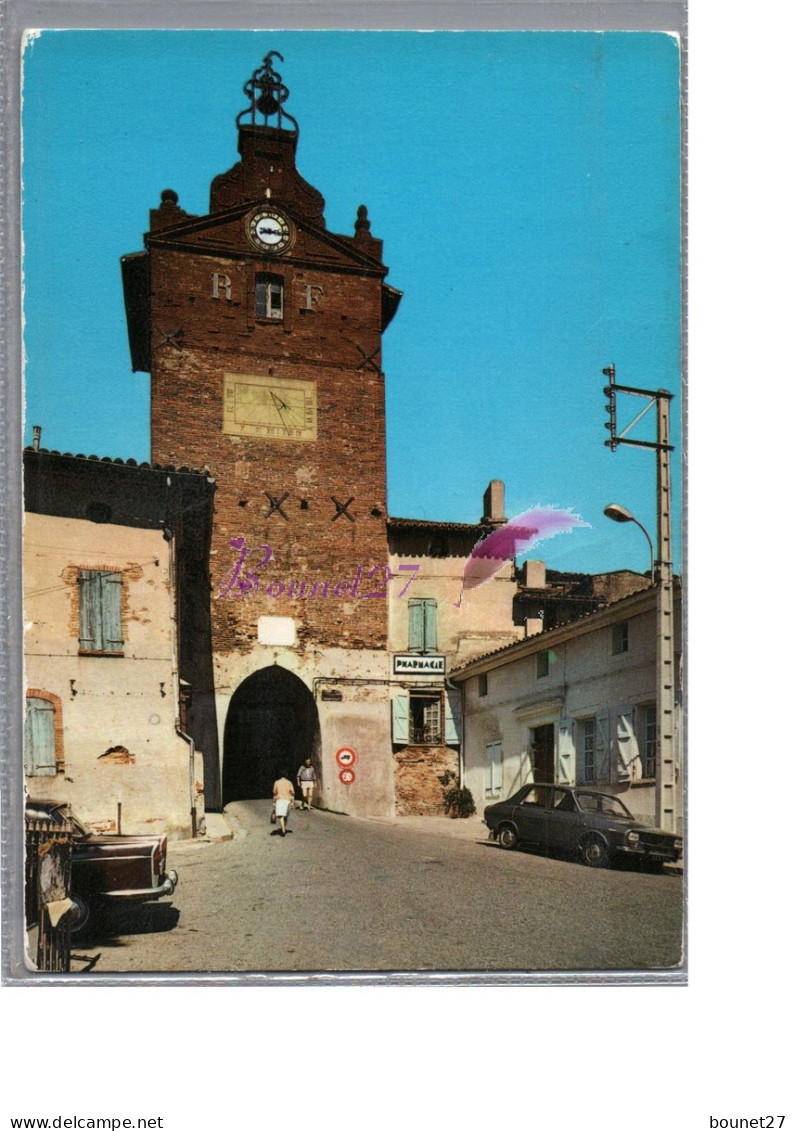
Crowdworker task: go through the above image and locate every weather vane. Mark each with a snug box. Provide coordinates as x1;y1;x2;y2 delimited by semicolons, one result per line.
236;50;299;134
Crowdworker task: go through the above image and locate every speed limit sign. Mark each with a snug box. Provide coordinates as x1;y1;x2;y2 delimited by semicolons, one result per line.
335;747;357;768
339;768;356;785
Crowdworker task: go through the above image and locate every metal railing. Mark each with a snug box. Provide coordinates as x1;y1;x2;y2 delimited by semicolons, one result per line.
25;802;75;972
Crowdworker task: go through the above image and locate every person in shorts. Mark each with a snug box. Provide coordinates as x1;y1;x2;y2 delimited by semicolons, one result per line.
296;759;317;810
272;771;295;837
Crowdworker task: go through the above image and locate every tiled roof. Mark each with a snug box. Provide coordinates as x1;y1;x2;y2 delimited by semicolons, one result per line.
449;583;660;675
519;590;607;603
24;446;214;479
387;516;488;532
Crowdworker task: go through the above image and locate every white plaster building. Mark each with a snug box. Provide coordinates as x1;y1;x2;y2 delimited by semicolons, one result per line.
450;585;683;830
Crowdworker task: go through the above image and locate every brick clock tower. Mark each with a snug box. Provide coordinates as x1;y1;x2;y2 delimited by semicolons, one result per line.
122;52;402;815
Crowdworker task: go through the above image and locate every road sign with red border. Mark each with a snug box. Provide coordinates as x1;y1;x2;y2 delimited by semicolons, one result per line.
335;747;357;767
339;768;356;785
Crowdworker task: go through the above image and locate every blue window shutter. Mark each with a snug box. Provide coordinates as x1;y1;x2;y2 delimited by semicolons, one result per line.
392;694;409;744
492;742;503;792
79;570;123;652
595;710;611;783
78;570;102;649
408;598;437;652
424;600;437;652
557;718;576;784
24;698;56;776
100;572;124;651
486;741;503;794
615;705;637;781
408;600;424;652
444;688;462;745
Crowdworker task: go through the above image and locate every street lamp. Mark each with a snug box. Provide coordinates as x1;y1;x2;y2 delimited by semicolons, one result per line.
603;496;676;833
603;504;655;581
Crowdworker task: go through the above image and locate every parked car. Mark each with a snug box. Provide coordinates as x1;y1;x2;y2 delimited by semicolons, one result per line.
26;801;178;933
483;783;682;869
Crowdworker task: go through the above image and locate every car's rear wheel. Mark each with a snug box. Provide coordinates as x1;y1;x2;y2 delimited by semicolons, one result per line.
70;894;92;935
497;825;518;850
580;834;611;868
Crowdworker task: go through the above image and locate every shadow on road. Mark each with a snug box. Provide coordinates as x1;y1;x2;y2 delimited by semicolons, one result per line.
72;900;180;947
481;838;681;876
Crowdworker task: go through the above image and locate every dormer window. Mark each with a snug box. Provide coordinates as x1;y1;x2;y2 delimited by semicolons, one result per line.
255;273;284;320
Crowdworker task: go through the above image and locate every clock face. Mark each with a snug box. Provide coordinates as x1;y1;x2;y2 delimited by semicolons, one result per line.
223;372;317;442
246;208;293;254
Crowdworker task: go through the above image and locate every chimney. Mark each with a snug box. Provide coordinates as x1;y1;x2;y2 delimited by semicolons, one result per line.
518;560;546;589
524;615;544;638
481;480;506;527
32;425;42;452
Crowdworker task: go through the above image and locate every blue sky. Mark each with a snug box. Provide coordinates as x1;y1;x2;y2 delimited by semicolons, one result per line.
21;29;681;574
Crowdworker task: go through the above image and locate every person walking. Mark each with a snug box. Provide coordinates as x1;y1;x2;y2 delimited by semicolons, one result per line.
272;771;295;837
297;759;317;810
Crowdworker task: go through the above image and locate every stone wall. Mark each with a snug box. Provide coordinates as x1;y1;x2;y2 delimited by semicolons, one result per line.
393;745;460;816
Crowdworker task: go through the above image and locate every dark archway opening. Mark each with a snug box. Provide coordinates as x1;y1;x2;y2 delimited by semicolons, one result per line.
222;666;321;804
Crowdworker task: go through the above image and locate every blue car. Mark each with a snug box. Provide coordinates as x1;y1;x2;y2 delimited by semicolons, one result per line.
483;783;682;870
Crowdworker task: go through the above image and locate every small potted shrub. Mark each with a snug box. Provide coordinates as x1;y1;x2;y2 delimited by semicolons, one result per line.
438;770;476;819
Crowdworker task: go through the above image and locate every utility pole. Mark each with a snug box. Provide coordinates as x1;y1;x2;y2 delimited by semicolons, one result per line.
603;365;677;832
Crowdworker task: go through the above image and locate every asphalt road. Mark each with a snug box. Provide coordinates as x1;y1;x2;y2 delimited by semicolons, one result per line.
70;802;684;976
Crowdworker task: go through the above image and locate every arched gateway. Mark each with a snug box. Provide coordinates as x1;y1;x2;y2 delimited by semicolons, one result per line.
222;666;321;804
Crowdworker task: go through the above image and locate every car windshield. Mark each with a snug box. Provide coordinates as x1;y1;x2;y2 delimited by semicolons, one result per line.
70;813;92;840
575;791;634;819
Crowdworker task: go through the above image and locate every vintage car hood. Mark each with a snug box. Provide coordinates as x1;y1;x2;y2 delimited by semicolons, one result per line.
585;813;680;841
483;802;509;820
632;823;681;841
74;835;167;858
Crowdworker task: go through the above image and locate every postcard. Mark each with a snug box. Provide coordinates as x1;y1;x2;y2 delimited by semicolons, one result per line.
14;27;683;981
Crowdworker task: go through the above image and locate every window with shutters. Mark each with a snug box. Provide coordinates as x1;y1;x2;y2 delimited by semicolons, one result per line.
408;691;443;745
408;598;437;653
255;273;284;320
580;717;597;784
578;713;611;784
392;689;457;747
78;570;124;655
536;650;550;678
640;703;658;778
485;740;503;797
24;696;58;776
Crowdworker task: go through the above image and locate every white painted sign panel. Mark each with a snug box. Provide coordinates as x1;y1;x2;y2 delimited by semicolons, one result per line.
393;654;446;675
